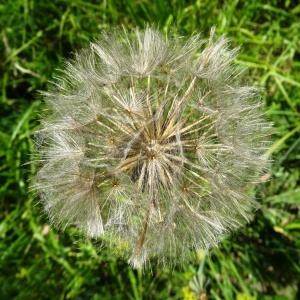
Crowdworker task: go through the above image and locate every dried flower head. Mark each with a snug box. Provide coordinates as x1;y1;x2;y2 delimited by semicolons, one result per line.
35;27;271;268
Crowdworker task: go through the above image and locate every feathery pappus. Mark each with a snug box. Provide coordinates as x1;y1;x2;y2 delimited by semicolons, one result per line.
34;27;271;268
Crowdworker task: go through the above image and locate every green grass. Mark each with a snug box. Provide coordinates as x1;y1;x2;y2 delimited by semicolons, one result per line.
0;0;300;299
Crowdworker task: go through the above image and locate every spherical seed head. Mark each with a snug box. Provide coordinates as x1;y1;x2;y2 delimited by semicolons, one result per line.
35;27;271;268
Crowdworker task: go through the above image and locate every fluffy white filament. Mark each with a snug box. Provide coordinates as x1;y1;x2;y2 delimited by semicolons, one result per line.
35;27;271;268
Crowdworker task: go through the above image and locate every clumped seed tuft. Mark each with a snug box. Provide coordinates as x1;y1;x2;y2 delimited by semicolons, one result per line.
34;27;272;268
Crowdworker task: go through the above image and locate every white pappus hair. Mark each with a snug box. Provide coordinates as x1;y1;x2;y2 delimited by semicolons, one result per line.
34;27;272;268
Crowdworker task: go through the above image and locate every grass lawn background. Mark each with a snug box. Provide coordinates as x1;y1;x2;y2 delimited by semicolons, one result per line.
0;0;299;299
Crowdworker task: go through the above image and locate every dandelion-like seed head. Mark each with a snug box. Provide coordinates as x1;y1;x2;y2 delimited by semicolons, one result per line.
35;27;271;268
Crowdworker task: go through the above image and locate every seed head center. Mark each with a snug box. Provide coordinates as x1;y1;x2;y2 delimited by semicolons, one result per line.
145;139;160;159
